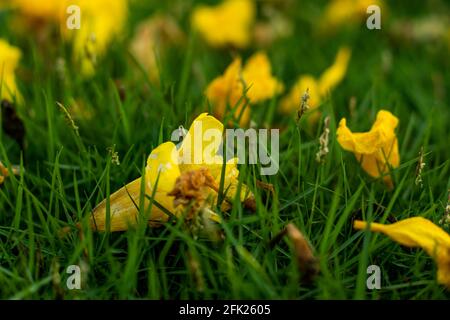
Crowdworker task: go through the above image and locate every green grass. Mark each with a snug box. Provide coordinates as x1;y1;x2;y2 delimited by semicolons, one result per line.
0;0;449;299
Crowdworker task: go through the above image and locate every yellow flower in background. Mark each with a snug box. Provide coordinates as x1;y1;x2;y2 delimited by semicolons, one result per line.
280;47;351;121
319;47;352;96
242;52;284;102
320;0;384;33
206;52;283;127
91;113;254;232
206;58;247;125
354;217;450;289
0;39;22;103
7;0;128;77
192;0;255;48
337;110;399;187
65;0;128;77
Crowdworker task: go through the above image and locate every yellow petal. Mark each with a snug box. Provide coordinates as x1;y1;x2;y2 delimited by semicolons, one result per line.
179;113;224;173
242;52;284;103
91;177;142;232
192;0;255;48
279;46;350;119
146;141;181;193
354;217;450;288
337;110;400;185
91;141;180;232
319;47;351;95
0;39;22;102
219;157;253;203
64;0;128;77
206;58;247;125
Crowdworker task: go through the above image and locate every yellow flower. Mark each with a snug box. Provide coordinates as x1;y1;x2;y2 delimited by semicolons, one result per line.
0;39;22;103
337;110;400;187
9;0;127;77
91;113;254;232
319;47;352;96
192;0;255;48
354;217;450;289
65;0;128;77
320;0;384;33
242;52;284;102
280;47;351;121
206;52;283;127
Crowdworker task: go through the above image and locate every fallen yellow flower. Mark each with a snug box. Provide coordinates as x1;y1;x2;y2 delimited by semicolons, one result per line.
280;47;351;122
206;52;283;126
91;113;254;232
354;217;450;289
192;0;255;48
337;110;399;187
0;39;22;103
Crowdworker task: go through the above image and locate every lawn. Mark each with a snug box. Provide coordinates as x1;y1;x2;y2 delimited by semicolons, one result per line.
0;0;449;299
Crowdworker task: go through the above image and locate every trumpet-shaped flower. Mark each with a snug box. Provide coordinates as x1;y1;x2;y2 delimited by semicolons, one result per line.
280;47;351;121
192;0;255;48
91;113;254;232
206;52;283;126
0;39;22;103
354;217;450;289
337;110;399;187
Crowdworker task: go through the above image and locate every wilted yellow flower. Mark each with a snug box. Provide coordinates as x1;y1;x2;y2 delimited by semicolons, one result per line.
130;14;184;84
192;0;255;48
0;39;22;103
206;52;283;126
280;47;351;121
91;113;254;232
320;0;384;33
354;217;450;289
337;110;400;187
